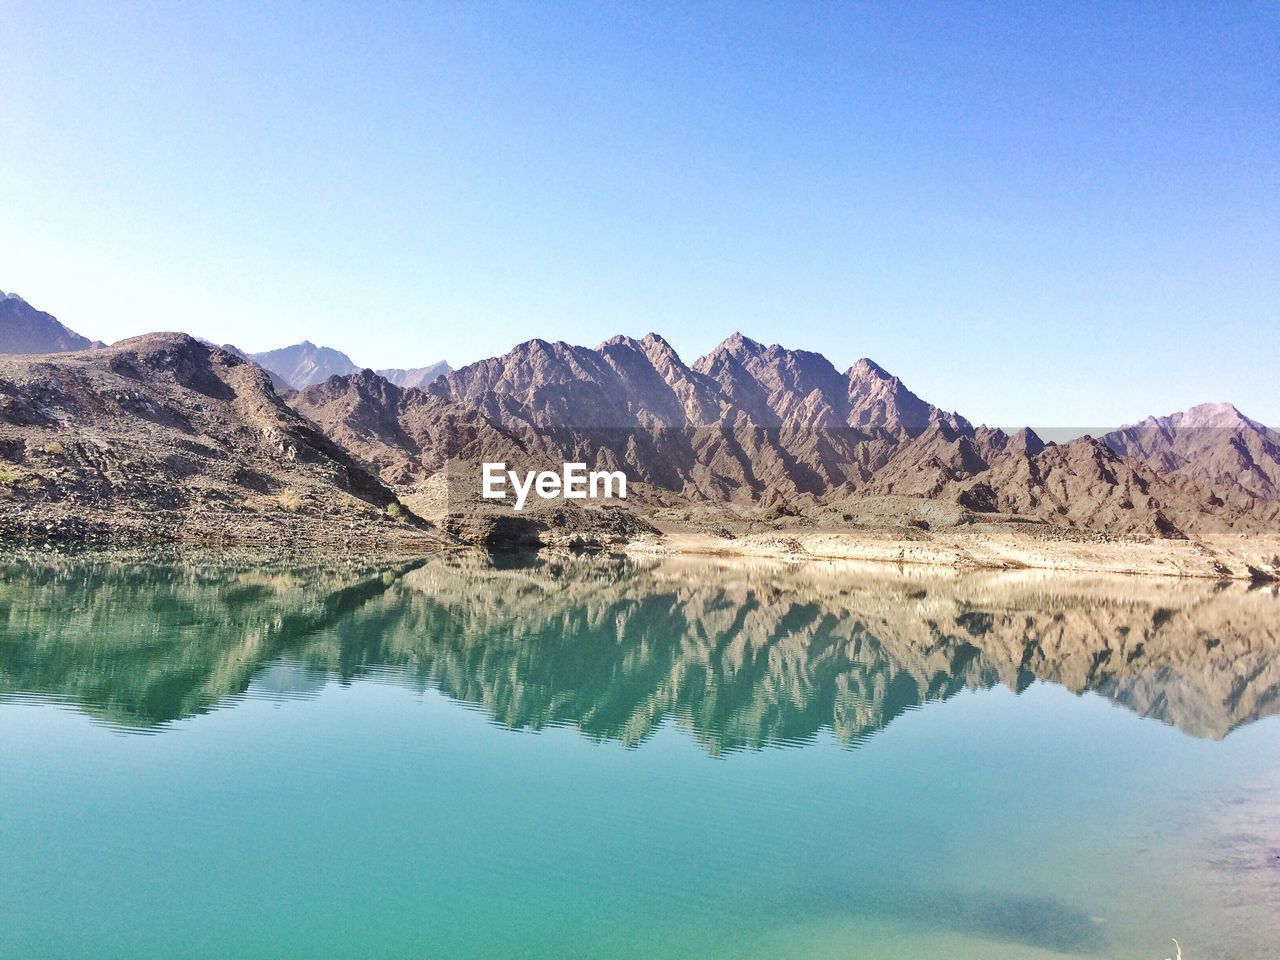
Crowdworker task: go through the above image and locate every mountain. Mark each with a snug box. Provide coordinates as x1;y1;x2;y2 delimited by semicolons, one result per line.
375;361;452;389
0;333;427;543
1105;403;1280;504
291;332;1275;536
248;341;450;391
691;334;968;433
955;435;1234;537
249;341;360;389
0;291;105;354
1;287;1275;546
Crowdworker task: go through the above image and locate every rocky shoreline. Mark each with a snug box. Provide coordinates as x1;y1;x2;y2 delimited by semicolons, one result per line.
4;503;1278;583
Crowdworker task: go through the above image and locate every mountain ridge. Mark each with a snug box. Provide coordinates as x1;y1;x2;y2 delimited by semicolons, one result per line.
290;331;1279;538
1;283;1276;549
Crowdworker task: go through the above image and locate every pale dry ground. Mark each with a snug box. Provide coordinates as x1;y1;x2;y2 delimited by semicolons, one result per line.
627;521;1280;581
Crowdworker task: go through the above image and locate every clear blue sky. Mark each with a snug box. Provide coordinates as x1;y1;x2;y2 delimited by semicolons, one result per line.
2;1;1277;428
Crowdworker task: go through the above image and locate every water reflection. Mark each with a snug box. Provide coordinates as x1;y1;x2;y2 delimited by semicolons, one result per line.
1;551;1277;750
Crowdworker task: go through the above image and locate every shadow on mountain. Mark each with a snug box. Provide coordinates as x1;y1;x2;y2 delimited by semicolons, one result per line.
1;552;1277;749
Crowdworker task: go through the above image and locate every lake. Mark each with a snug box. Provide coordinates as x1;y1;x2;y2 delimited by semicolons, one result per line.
1;551;1277;959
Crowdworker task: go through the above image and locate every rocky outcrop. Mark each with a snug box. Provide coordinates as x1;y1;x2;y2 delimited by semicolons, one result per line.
214;342;294;393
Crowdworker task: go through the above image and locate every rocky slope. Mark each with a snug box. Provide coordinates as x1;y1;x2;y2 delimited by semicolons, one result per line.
953;436;1249;537
292;333;1279;538
0;334;432;544
0;291;105;354
212;342;294;393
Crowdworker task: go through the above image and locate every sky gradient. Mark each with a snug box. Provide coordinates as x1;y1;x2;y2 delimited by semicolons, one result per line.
2;1;1277;428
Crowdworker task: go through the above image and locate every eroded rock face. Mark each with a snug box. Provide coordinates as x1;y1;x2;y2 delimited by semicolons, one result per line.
0;334;429;544
290;333;1280;537
1;554;1275;748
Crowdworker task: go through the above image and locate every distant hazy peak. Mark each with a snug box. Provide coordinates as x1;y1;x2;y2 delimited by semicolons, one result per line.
0;290;104;355
1174;402;1258;430
376;361;452;389
249;341;360;389
1117;401;1268;435
1104;401;1280;502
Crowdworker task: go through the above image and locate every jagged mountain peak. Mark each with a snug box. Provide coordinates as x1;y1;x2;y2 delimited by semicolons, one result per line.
1006;426;1047;458
849;357;890;380
695;332;767;366
721;331;765;353
846;357;967;435
598;333;643;351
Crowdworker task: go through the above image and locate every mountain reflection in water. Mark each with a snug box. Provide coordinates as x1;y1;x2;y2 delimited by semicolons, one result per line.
1;551;1277;750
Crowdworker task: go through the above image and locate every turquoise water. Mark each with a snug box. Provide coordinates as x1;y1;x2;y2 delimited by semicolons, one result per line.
1;553;1277;959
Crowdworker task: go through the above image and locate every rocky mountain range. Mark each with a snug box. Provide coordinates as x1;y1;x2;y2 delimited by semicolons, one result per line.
0;286;1277;549
291;332;1280;538
0;291;105;354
